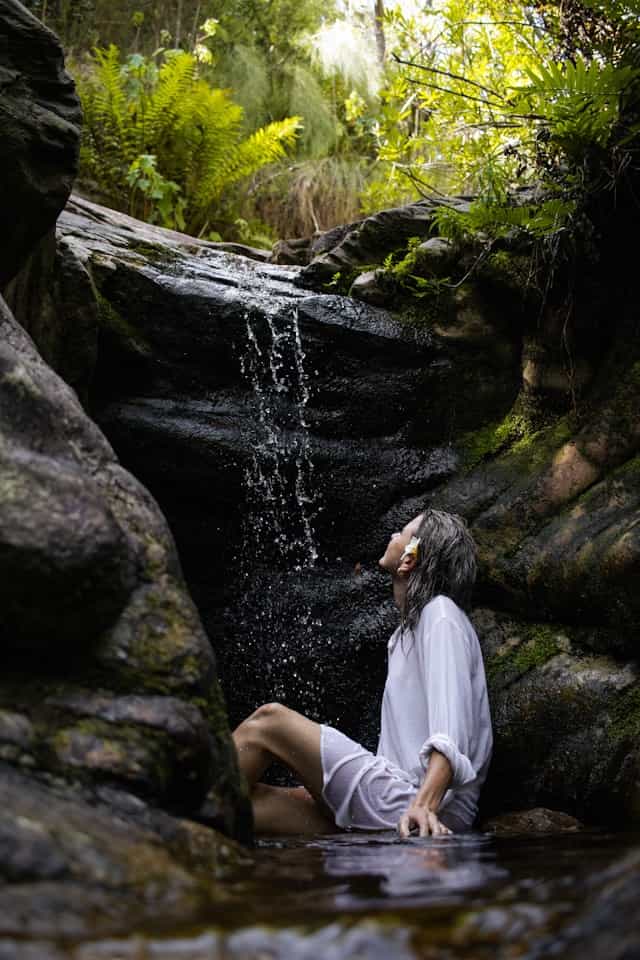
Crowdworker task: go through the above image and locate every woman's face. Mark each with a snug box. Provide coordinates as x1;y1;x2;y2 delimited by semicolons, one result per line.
379;514;423;574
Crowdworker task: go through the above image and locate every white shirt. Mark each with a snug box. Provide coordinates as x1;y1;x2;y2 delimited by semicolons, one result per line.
376;595;493;828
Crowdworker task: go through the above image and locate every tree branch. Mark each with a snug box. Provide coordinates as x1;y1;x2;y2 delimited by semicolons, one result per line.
392;53;505;100
404;76;505;109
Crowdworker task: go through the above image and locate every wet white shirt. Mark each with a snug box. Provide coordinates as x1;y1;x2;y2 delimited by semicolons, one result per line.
376;595;493;828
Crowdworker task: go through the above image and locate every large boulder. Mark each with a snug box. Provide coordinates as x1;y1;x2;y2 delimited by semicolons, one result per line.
0;0;81;286
0;762;248;941
0;293;250;838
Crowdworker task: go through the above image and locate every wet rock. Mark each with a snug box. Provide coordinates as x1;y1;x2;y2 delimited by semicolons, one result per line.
271;235;312;265
416;236;454;272
474;608;640;824
0;290;249;838
299;197;470;289
0;763;249;940
0;438;135;649
482;807;584;835
348;270;391;307
558;848;640;960
3;230;100;408
0;0;81;286
437;363;640;627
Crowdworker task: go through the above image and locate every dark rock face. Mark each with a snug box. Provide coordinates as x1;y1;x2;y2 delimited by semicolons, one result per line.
0;292;250;838
0;0;81;286
298;198;470;288
0;307;136;646
12;193;639;825
31;197;518;744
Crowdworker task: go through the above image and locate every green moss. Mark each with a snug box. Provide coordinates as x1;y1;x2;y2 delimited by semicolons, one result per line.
127;239;179;263
324;268;360;295
460;412;531;470
94;290;152;355
481;249;536;292
379;236;454;310
617;454;640;478
485;623;561;690
608;684;640;744
459;393;575;473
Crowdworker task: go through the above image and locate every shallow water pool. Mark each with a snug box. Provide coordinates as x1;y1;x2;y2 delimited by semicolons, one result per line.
70;828;640;960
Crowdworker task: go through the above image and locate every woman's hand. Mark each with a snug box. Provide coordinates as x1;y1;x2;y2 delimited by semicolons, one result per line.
397;804;452;838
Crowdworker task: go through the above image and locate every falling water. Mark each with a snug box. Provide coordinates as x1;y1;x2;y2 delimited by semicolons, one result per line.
226;304;324;718
238;305;319;570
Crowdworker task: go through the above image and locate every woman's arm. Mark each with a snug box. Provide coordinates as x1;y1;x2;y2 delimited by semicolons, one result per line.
398;749;453;837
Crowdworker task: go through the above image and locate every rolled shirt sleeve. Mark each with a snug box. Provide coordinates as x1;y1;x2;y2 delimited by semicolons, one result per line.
417;614;477;789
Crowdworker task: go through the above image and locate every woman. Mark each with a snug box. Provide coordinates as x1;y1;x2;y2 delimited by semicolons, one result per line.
233;508;493;837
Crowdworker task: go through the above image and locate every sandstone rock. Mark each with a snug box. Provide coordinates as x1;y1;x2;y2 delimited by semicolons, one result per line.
474;607;640;824
0;0;81;286
481;807;584;835
437;363;640;627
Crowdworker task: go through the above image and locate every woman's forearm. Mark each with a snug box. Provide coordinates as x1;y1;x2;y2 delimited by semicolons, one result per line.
414;749;453;812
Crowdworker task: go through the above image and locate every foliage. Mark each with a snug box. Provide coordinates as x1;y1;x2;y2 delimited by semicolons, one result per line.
363;0;640;249
75;45;300;237
239;156;369;239
432;198;577;244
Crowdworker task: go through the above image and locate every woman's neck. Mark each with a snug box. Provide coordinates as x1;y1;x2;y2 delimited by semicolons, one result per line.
393;576;407;612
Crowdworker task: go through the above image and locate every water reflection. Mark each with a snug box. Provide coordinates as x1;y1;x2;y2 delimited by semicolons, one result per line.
322;835;507;903
257;832;508;910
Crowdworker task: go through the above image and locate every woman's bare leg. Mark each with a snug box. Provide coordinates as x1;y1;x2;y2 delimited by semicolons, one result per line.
233;702;325;802
252;785;335;835
233;703;336;832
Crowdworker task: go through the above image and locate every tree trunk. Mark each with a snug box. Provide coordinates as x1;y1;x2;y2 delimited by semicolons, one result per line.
374;0;385;66
176;0;184;48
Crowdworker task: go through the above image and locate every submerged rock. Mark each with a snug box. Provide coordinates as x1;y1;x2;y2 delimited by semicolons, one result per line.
482;808;584;835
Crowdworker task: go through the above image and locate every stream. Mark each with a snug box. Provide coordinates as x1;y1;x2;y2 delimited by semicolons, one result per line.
67;829;640;958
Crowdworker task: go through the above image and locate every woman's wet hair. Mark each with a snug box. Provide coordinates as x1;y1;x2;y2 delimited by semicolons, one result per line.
403;508;477;629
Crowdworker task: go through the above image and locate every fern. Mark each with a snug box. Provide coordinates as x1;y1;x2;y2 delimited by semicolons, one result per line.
512;54;640;153
73;46;301;240
143;51;197;149
190;116;301;224
432;198;576;243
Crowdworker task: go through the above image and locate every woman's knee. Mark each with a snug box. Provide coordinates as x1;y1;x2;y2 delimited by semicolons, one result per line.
250;701;288;724
241;702;289;745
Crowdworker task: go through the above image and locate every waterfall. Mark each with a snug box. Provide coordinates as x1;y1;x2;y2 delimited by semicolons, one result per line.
239;305;319;570
226;304;324;717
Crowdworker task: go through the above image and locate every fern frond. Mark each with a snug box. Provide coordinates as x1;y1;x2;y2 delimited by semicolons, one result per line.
196;116;302;209
144;52;197;151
